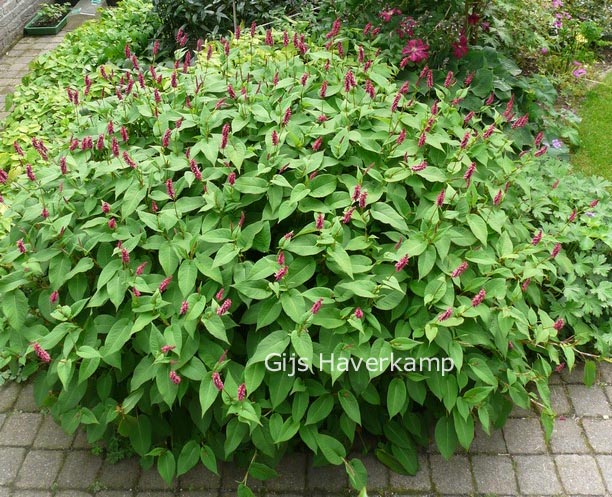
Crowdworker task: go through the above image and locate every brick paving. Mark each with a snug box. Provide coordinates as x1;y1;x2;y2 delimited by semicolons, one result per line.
0;3;612;496
0;363;610;496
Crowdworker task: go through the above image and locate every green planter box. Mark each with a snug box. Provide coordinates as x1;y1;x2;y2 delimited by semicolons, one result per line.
24;12;69;36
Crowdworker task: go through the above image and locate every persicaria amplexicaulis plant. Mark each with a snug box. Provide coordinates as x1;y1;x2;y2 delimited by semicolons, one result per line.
0;22;608;495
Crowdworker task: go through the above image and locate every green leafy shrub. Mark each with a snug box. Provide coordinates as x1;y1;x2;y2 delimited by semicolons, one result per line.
0;28;608;491
151;0;304;51
0;0;159;177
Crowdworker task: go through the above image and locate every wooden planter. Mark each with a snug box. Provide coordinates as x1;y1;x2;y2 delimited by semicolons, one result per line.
24;12;69;36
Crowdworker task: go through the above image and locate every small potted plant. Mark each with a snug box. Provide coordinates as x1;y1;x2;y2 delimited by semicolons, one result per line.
24;3;71;36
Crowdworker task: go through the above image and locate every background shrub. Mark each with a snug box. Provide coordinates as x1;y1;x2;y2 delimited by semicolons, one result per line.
0;22;609;493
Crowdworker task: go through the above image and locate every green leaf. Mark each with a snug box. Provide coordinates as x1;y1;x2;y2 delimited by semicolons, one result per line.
177;440;201;476
200;445;218;475
249;462;278;481
157;450;176;485
338;389;361;425
387;378;407;418
129;415;152;456
281;289;306;322
317;433;346;465
178;260;197;297
121;182;147;218
49;253;71;289
467;214;488;246
2;289;28;330
291;329;313;364
418;245;437;280
346;458;368;490
102;319;132;356
159;244;179;276
199;374;219;416
248;331;290;365
435;416;458;459
306;394;334;425
256;299;283;330
370;203;409;232
583;360;597;387
327;245;353;279
453;410;474;450
237;483;256;497
424;276;447;305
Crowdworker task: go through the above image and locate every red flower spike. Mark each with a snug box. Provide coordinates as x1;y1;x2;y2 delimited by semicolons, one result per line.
451;261;469;278
311;298;323;314
471;289;486;307
212;372;224;391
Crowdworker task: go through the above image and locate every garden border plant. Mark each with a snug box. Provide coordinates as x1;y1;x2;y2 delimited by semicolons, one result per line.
0;19;610;494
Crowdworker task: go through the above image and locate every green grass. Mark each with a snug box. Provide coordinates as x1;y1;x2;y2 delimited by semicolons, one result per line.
571;71;612;180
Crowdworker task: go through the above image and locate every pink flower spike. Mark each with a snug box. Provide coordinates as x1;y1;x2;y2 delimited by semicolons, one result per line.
551;243;562;258
282;107;292;126
161;344;176;354
435;189;445;207
33;343;51;363
358;191;368;208
521;278;531;292
159;275;173;293
531;230;543;246
342;207;355;224
212;372;224;391
277;251;285;266
41;208;49;219
169;371;181;385
221;123;231;149
284;231;294;240
121;248;130;265
162;128;171;148
311;298;323;314
108;218;117;230
352;184;361;201
228;172;236;186
493;190;503;206
315;213;325;230
451;261;468;278
26;165;36;182
179;300;189;315
395;254;409;271
589;199;599;208
553;318;565;331
237;383;246;401
411;161;427;172
275;266;289;281
217;298;232;316
120;126;129;143
471;289;486;307
166;178;176;200
50;290;59;305
312;137;323;151
438;308;453;322
397;129;406;145
568;210;577;222
354;307;364;319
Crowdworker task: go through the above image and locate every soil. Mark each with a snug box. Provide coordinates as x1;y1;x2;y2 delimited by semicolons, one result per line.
29;15;67;28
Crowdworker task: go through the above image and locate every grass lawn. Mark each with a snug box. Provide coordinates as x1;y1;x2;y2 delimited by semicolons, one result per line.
571;71;612;180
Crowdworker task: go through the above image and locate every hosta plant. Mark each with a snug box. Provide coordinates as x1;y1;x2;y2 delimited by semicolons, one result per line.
0;25;608;492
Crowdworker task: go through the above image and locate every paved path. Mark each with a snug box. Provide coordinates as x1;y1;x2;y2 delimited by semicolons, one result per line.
0;363;611;497
0;0;103;122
